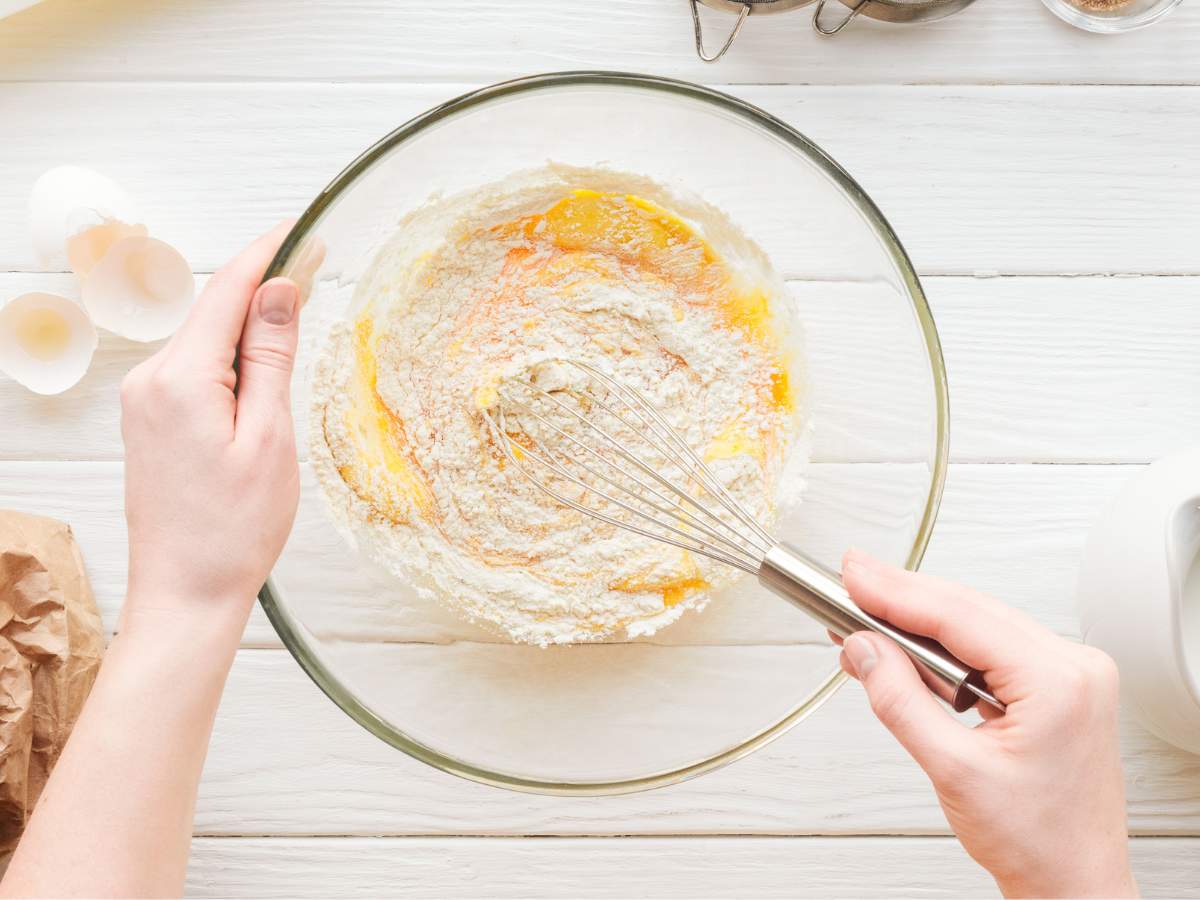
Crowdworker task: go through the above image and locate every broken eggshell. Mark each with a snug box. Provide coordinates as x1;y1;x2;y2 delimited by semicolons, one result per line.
81;235;195;342
29;166;143;270
0;292;98;395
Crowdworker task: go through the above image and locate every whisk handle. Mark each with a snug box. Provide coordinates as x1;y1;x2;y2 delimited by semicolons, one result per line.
758;543;1003;714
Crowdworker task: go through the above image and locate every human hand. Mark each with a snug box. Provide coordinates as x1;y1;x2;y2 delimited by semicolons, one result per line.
119;223;304;632
837;549;1135;899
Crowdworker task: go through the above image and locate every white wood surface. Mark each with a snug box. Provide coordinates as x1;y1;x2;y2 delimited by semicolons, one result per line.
2;84;1199;275
3;1;1199;897
184;837;1200;898
1;0;1198;85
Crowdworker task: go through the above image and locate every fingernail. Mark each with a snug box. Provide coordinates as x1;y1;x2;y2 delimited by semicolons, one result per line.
258;279;298;325
843;633;878;679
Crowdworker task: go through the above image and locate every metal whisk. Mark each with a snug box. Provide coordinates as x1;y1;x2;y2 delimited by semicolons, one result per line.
485;358;1002;714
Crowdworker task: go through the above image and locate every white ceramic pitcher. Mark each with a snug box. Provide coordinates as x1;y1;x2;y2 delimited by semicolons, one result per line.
1078;448;1200;754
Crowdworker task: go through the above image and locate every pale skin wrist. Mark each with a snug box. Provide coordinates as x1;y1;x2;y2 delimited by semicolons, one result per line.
996;866;1137;899
118;581;257;661
986;822;1135;898
991;838;1136;899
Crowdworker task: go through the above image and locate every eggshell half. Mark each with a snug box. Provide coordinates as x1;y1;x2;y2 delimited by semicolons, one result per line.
82;235;195;341
0;292;98;395
29;166;142;268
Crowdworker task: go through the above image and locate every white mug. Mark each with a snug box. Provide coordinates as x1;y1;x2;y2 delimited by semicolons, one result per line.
1078;448;1200;755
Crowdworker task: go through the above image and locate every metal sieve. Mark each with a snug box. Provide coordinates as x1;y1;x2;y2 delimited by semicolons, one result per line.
690;0;978;61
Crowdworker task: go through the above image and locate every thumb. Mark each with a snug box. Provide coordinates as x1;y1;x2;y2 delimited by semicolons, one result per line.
235;277;301;441
842;632;974;779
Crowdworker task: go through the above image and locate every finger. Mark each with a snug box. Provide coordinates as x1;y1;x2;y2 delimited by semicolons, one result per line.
842;632;974;777
234;278;301;442
842;549;1051;672
290;235;327;306
171;221;295;365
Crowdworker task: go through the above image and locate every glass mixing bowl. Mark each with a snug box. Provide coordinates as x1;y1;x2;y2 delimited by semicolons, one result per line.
1040;0;1182;32
261;72;949;795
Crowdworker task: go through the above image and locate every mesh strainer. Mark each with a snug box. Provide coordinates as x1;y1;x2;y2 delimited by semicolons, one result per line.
690;0;978;61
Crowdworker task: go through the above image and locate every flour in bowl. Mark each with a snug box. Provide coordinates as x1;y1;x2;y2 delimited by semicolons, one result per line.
310;165;807;645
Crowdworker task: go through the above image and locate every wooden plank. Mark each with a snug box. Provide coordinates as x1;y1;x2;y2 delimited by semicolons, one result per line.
183;835;1200;899
1;0;1198;86
0;462;1141;645
798;276;1200;464
191;648;1200;836
1;85;1198;275
3;275;1197;464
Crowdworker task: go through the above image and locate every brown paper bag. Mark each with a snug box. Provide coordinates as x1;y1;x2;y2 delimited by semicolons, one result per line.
0;511;105;855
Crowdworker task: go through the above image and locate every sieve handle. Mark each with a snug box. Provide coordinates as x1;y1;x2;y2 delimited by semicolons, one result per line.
758;542;1003;713
812;0;867;35
690;0;750;63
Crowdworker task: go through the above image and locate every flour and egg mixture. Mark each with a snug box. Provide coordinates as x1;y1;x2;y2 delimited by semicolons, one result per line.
311;166;807;645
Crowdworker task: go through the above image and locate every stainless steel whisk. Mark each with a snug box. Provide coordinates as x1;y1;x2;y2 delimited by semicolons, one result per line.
486;358;1003;714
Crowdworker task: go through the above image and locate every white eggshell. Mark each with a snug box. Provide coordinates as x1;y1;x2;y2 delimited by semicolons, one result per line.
82;235;195;341
0;292;98;395
29;166;142;267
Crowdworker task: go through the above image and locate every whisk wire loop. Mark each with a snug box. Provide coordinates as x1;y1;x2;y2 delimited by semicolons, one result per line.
511;379;767;563
567;388;762;556
487;363;783;571
488;408;758;574
570;361;776;551
503;401;760;568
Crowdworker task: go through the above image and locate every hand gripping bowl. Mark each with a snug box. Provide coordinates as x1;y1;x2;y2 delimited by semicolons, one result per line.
261;72;949;796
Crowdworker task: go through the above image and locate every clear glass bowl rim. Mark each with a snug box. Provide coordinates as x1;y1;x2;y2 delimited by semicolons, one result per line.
258;70;951;796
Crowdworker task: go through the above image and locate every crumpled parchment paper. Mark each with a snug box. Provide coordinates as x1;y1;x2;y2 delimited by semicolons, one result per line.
0;510;104;856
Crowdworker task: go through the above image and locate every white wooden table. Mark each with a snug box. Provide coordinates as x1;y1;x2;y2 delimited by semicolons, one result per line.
3;2;1200;896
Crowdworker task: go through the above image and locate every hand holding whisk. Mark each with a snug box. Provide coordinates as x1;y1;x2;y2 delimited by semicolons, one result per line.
485;358;1003;714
